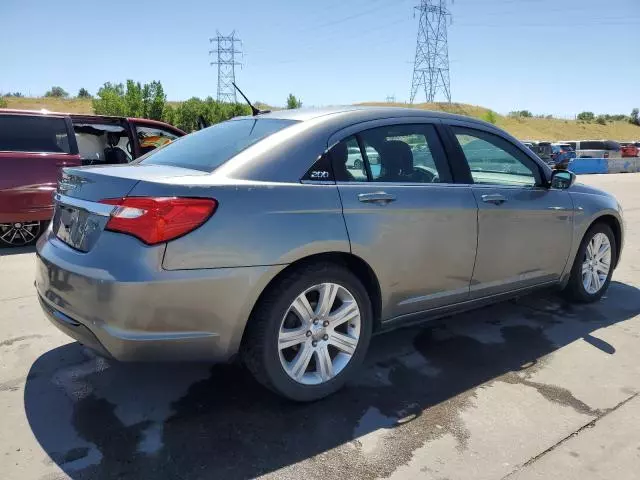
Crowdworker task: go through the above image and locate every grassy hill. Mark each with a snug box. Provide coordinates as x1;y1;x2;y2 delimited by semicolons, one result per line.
361;102;640;141
5;97;639;141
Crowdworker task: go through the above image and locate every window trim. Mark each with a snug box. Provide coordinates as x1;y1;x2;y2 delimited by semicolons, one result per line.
328;120;453;185
443;122;549;187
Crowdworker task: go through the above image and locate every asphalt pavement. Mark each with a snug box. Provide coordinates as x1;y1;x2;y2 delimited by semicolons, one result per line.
1;173;639;480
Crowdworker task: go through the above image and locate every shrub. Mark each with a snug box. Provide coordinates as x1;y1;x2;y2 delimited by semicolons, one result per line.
630;108;640;126
44;86;68;98
595;115;607;125
0;97;7;108
77;88;91;98
482;110;498;124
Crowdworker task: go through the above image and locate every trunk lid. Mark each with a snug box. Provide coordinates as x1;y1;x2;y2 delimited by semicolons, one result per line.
53;164;209;251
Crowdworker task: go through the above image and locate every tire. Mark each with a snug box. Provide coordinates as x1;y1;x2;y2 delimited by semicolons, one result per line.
0;220;44;248
242;262;373;402
354;159;362;170
563;222;616;303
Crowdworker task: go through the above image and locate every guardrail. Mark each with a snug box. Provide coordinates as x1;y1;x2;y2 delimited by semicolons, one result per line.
567;157;640;175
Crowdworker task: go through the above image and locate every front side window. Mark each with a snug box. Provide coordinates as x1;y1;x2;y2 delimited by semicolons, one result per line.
331;124;449;184
0;115;71;153
135;125;180;156
452;127;539;187
140;118;297;172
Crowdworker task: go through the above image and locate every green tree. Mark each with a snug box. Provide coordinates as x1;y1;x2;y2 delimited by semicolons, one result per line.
92;82;127;116
0;97;7;108
286;94;302;109
45;86;68;98
124;80;144;117
145;81;166;120
630;108;640;126
92;80;167;120
77;88;91;98
577;111;595;122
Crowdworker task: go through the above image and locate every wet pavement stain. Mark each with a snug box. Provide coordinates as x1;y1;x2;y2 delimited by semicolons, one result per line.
0;334;43;347
22;284;640;480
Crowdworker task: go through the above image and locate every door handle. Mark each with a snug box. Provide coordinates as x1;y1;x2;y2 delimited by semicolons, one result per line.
547;206;570;211
358;192;397;205
481;193;507;205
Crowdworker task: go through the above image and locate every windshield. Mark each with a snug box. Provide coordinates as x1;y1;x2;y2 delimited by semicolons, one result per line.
140;118;297;172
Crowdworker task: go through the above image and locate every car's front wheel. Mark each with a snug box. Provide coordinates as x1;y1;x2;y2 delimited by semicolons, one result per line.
242;262;373;401
563;223;616;303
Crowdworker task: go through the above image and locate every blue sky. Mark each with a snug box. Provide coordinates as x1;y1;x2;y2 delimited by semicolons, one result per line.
1;0;638;115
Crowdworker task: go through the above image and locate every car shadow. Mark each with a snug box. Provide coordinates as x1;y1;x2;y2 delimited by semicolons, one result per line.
0;245;37;256
24;281;640;480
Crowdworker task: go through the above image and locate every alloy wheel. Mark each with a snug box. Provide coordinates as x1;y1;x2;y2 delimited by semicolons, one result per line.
0;221;41;247
278;283;361;385
581;232;611;294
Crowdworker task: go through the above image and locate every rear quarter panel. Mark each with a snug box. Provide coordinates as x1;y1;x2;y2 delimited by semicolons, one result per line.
128;181;351;270
0;152;81;223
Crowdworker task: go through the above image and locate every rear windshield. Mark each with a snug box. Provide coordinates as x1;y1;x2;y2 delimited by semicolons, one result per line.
140;118;297;172
0;115;71;153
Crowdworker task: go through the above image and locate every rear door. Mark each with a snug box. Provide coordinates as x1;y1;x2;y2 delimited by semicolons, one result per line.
330;120;478;322
445;123;573;298
0;114;80;224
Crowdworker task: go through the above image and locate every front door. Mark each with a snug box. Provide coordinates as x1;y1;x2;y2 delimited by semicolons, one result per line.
450;126;574;298
331;122;478;322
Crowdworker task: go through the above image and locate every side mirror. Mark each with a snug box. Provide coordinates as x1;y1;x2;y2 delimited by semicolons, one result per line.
550;169;576;189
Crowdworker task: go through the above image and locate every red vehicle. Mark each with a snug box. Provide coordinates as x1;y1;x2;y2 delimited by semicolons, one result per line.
0;109;185;247
620;142;640;158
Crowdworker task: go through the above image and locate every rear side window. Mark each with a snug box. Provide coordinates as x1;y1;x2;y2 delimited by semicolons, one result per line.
0;115;71;153
140;118;297;172
330;124;451;184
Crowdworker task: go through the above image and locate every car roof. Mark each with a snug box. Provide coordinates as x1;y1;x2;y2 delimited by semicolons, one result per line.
240;105;497;127
0;108;182;131
0;108;69;118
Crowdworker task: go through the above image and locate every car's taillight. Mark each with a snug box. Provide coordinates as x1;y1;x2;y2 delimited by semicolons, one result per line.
100;197;217;245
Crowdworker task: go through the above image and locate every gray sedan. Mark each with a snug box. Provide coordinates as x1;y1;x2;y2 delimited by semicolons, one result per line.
36;107;624;401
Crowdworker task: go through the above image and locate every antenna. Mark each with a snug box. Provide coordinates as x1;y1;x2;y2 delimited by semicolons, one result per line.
209;31;242;103
410;0;452;103
232;82;270;116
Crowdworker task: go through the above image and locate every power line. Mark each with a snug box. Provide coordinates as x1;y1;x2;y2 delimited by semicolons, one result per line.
209;31;242;103
410;0;452;104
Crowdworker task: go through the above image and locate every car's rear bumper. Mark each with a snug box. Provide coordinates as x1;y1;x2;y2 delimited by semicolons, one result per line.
35;230;286;362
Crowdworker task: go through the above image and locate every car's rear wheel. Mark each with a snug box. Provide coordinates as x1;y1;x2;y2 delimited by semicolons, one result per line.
242;262;373;401
0;221;43;247
563;223;616;303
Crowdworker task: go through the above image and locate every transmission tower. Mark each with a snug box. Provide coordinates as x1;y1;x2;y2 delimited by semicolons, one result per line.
209;31;242;103
410;0;452;104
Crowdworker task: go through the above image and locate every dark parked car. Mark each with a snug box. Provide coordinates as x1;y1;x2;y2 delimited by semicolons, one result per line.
36;106;623;401
0;109;185;247
524;141;553;162
550;143;577;168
